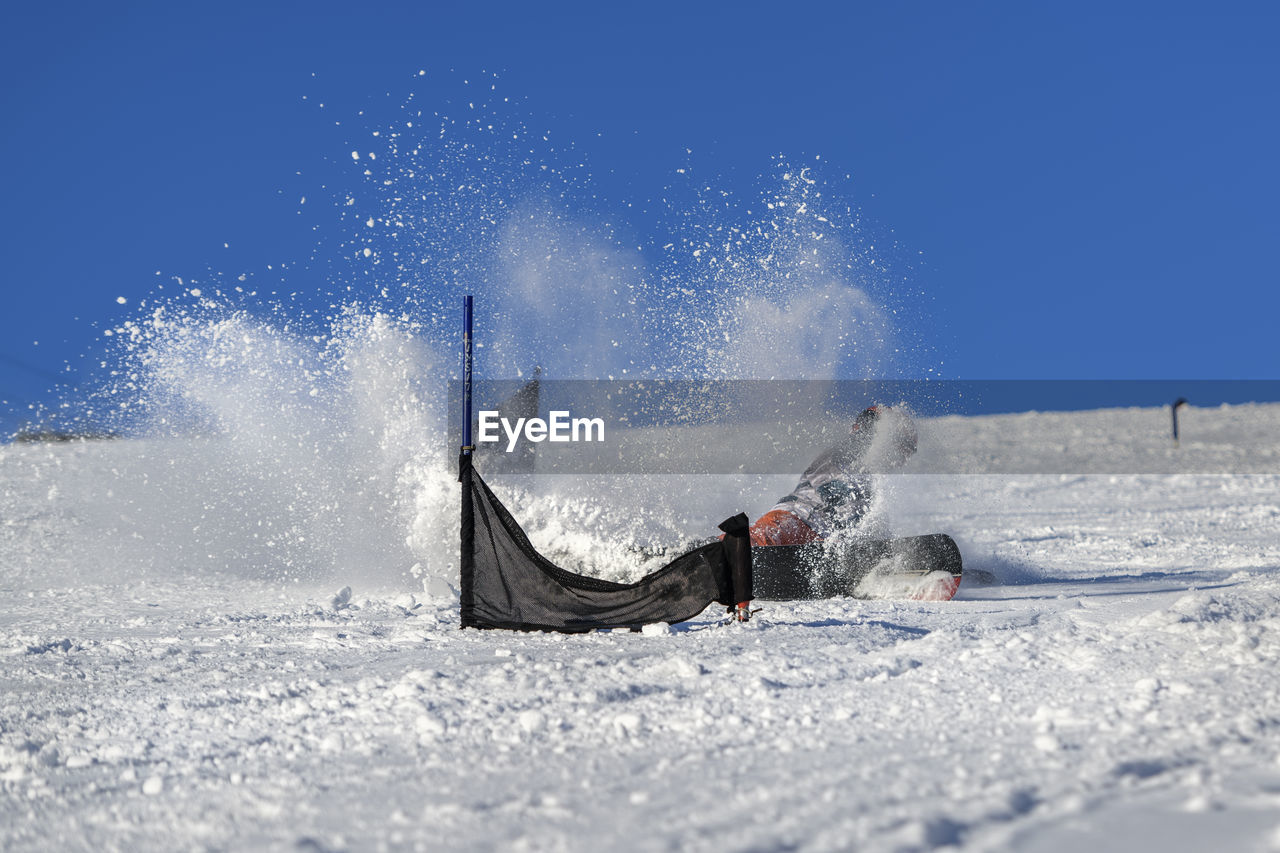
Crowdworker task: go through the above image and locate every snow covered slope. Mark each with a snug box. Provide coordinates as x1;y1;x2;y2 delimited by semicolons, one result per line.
3;403;1279;852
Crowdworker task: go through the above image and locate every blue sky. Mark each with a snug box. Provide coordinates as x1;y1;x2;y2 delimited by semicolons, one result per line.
3;2;1278;431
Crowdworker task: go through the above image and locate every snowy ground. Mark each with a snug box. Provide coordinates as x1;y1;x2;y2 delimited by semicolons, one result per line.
3;404;1280;852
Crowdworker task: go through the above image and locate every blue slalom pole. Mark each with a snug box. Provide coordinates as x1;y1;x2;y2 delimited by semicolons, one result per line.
462;295;474;455
459;295;475;623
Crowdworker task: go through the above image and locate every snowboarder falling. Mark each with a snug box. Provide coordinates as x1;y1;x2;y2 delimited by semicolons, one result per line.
745;404;957;603
748;405;918;547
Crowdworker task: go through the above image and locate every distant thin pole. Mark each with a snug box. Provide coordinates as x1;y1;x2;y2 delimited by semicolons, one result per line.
1171;397;1188;446
462;295;474;455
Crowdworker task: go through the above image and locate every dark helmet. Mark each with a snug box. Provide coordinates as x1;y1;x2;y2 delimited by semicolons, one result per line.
853;404;918;461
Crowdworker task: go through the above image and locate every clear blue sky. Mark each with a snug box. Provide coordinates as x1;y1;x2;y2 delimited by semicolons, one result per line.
3;2;1278;431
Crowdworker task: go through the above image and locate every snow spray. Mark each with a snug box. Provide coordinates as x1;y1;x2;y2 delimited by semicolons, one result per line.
10;74;926;593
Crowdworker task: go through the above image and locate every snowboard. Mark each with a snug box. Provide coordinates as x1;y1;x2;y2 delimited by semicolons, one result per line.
752;534;964;601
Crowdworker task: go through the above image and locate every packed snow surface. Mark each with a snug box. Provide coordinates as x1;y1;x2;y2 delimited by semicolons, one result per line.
3;404;1280;852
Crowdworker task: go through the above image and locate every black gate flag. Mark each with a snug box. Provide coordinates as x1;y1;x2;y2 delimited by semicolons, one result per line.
459;454;751;631
456;294;750;631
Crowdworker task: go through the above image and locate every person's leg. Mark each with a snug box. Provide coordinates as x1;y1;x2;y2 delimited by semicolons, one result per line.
748;509;821;547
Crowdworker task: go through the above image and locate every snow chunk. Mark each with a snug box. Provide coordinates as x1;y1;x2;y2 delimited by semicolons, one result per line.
424;575;457;601
650;655;705;680
612;713;643;737
330;586;352;610
414;713;446;739
1034;734;1062;752
518;710;546;733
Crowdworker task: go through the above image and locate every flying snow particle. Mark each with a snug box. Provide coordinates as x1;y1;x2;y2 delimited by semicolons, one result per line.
116;296;127;304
